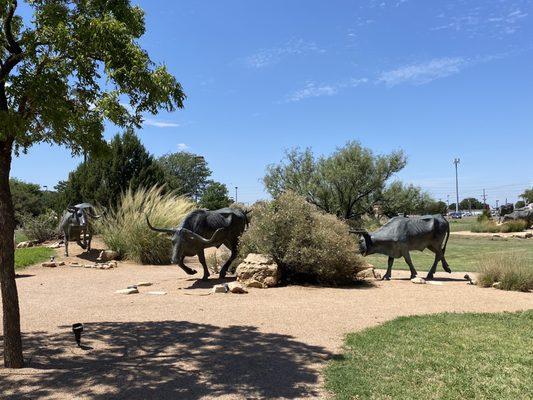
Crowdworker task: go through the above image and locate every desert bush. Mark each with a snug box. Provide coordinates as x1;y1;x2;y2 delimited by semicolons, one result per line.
21;210;60;243
238;191;365;285
478;253;533;292
98;186;195;264
471;220;527;233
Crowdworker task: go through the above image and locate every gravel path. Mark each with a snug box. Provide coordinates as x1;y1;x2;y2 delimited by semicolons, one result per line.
1;241;532;399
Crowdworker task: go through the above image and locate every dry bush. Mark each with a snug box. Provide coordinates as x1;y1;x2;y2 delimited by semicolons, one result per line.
238;191;365;285
471;220;527;233
22;210;60;243
478;253;533;292
98;186;195;264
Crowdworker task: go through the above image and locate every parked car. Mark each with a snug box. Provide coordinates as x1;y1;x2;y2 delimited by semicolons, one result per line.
450;212;462;219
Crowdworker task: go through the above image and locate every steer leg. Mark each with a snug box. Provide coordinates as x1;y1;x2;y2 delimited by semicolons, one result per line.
64;231;69;257
382;257;394;280
219;244;238;279
426;253;439;280
197;250;210;281
178;256;197;276
403;252;418;279
441;254;451;273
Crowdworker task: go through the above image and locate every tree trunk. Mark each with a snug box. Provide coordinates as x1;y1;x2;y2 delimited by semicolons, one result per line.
0;139;24;368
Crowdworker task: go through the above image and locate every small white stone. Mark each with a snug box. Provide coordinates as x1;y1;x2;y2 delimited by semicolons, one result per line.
116;288;139;294
212;284;228;293
411;277;426;284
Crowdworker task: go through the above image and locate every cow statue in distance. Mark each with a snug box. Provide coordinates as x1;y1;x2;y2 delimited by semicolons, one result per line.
60;203;100;256
502;208;533;227
146;207;250;281
351;214;451;280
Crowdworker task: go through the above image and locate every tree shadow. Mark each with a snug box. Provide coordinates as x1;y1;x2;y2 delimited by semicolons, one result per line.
76;248;106;263
1;320;330;399
14;274;34;279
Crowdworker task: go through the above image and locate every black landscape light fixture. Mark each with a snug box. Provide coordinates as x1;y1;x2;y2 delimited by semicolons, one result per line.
72;323;83;347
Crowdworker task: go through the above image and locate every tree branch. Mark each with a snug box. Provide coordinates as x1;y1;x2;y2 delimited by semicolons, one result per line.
3;0;22;54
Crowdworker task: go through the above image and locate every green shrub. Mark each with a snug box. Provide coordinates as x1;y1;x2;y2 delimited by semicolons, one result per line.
477;209;491;222
21;210;60;243
471;220;527;233
478;253;533;292
98;186;195;264
238;191;365;285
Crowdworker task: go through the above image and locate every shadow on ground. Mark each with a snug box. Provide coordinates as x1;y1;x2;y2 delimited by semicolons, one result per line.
1;320;330;399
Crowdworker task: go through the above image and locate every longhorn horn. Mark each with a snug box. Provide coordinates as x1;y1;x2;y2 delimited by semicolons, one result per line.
349;229;368;234
146;215;176;234
182;228;225;246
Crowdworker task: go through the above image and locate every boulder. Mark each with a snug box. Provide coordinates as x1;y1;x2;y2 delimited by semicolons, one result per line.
356;267;380;280
236;254;280;288
46;242;63;249
97;250;120;262
492;282;502;289
41;262;57;268
17;240;38;249
137;282;152;287
411;277;426;284
227;281;248;294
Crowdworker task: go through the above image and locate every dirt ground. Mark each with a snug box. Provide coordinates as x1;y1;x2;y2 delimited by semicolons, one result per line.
452;229;533;238
1;239;532;400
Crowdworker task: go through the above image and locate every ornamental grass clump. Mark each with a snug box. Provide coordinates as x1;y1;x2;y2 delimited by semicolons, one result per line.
99;186;194;264
478;253;533;292
239;192;365;285
471;219;527;233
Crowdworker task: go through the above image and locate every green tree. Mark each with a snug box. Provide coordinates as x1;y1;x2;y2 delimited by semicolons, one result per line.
58;130;165;208
199;181;232;210
423;200;448;215
264;142;406;221
0;1;184;367
380;181;433;217
520;188;533;204
459;197;484;210
158;152;212;200
515;200;526;209
9;178;43;224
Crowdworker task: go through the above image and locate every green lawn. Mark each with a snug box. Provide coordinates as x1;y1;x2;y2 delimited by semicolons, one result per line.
15;247;55;269
365;235;533;273
326;311;533;400
14;229;29;245
448;217;478;232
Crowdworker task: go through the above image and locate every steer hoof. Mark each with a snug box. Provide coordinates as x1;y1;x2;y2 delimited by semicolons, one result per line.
443;266;452;273
201;275;210;281
184;268;197;275
410;274;417;280
426;274;434;280
382;275;391;281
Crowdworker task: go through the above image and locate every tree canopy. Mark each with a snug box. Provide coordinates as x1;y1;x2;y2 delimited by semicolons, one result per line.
459;197;484;210
264;142;407;221
199;181;232;210
158;151;212;199
0;0;185;368
521;188;533;204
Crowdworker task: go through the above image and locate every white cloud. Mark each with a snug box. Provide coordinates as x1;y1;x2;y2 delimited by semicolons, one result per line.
244;39;325;68
284;78;368;102
143;118;181;128
177;143;189;150
377;57;467;86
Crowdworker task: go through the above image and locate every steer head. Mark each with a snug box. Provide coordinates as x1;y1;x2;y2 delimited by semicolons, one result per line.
146;215;225;264
349;229;373;256
67;204;101;227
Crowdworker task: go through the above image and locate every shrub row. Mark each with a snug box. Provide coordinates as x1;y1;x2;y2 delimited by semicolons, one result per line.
478;253;533;292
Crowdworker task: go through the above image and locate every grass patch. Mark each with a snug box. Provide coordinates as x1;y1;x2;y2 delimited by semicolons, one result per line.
15;247;55;269
478;253;533;292
366;235;533;273
448;217;478;232
14;230;29;245
326;311;533;400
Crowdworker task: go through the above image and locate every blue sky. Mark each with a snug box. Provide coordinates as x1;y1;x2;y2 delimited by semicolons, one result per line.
11;0;533;206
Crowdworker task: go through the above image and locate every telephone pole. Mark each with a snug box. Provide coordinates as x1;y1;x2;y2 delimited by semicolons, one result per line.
453;158;460;213
235;186;238;203
482;189;487;208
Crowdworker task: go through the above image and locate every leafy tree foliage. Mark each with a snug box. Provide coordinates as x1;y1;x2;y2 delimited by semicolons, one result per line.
199;181;232;210
515;200;526;209
9;178;42;224
520;188;533;204
158;152;212;199
0;0;184;367
459;197;484;210
379;182;433;217
57;130;165;208
264;142;406;221
423;200;448;215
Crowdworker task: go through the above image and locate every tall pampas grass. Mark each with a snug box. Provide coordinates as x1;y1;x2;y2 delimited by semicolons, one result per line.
99;186;195;264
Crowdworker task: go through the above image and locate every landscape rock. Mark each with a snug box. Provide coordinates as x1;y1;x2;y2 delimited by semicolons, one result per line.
137;282;152;287
227;281;248;294
17;240;39;249
97;250;120;262
147;291;167;295
356;267;380;280
411;277;426;284
212;284;228;294
492;282;502;289
525;233;533;239
58;261;65;266
46;242;63;249
41;262;57;268
115;288;139;295
236;254;280;288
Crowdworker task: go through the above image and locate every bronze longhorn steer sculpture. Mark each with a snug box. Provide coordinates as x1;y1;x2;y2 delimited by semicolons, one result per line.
146;207;250;280
351;214;451;280
59;203;100;256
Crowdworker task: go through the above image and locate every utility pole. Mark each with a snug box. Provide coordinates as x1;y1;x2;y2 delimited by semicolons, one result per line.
235;186;238;203
496;200;499;209
453;158;460;213
482;189;487;208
